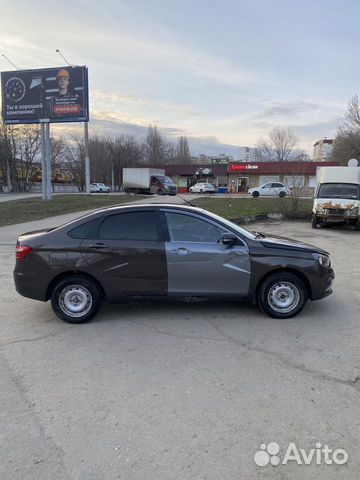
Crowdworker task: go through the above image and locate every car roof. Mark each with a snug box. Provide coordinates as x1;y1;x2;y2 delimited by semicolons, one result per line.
56;203;207;231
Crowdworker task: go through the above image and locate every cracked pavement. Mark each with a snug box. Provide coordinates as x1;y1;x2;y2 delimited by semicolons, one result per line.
0;211;359;479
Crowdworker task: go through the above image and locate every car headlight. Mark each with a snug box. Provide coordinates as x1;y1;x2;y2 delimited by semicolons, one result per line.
316;206;326;213
345;207;359;216
313;253;331;268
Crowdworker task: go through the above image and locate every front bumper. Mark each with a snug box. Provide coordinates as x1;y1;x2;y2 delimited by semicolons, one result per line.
311;267;335;301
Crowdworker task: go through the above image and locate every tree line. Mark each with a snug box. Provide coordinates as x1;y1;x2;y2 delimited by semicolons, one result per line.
0;124;191;192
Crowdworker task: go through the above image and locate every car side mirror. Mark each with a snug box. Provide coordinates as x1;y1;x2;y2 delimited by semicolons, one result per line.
221;232;237;245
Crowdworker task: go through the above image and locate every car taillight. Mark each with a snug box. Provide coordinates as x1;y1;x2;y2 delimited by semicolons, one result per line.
16;245;32;260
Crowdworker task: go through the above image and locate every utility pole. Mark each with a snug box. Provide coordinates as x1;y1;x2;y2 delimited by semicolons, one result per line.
55;49;90;195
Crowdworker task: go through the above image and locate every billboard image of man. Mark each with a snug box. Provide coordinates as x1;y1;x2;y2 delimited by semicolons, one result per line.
56;69;71;98
46;68;82;118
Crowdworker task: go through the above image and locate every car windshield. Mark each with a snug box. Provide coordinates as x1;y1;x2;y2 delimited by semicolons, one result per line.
157;176;174;184
318;183;360;200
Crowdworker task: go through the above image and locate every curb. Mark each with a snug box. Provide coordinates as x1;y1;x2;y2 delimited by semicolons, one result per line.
230;212;312;225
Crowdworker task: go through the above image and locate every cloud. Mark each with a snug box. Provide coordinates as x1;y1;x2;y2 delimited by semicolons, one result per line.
254;101;320;119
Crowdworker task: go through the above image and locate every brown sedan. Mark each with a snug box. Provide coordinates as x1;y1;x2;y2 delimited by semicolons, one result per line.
14;204;334;323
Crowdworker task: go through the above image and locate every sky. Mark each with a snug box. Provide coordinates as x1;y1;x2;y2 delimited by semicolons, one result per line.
0;0;358;158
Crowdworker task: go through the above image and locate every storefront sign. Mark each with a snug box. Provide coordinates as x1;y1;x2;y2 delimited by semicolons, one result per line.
229;164;259;172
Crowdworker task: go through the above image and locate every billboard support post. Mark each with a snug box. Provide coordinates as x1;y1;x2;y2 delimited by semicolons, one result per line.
41;123;46;201
84;122;90;195
45;123;52;201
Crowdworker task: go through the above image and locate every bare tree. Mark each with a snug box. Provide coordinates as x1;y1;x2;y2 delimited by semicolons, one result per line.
258;126;298;162
10;125;41;192
144;124;168;164
332;95;360;165
0;122;14;191
63;136;85;191
175;135;191;163
105;135;144;189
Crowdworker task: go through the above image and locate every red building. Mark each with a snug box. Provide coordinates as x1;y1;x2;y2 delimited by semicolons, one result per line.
144;161;338;194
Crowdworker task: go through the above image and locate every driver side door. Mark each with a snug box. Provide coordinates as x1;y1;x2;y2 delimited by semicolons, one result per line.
162;210;251;296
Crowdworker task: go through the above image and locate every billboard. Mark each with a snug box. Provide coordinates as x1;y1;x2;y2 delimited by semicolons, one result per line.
1;66;88;124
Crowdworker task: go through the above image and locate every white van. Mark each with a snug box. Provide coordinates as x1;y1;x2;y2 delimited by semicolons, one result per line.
312;166;360;230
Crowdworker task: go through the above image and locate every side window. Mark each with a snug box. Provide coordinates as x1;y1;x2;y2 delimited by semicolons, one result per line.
68;218;100;239
99;211;159;241
166;212;224;243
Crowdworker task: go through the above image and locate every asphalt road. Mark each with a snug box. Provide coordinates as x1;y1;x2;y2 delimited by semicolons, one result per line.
0;211;359;480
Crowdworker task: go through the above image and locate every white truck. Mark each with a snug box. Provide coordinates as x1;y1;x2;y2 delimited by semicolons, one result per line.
122;168;177;195
312;166;360;230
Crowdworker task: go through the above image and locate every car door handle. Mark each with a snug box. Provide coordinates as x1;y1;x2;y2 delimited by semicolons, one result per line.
172;247;190;255
88;243;109;249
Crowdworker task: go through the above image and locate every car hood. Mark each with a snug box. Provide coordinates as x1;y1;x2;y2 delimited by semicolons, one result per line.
259;233;329;255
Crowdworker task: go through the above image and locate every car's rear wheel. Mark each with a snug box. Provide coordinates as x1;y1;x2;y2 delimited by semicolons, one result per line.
258;272;307;319
51;276;102;324
279;191;286;198
252;191;259;198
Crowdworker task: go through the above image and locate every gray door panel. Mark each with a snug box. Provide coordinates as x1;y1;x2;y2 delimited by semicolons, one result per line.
165;242;250;295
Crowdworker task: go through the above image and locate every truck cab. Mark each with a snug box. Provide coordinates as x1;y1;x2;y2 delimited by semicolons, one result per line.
150;175;177;195
312;166;360;230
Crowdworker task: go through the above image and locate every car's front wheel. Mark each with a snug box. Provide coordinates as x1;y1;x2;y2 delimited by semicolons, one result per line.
258;272;307;319
252;191;259;198
51;276;102;324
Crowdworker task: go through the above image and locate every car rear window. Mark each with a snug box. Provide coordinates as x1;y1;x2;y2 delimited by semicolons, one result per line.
99;211;159;240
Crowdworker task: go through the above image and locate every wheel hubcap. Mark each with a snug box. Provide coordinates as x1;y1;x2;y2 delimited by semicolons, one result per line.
267;282;300;313
59;285;92;318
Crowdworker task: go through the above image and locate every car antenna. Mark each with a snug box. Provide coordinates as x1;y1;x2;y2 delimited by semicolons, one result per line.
176;193;196;207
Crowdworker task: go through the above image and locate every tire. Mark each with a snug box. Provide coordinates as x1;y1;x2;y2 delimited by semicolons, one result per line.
200;189;204;194
157;189;164;195
279;191;286;198
252;191;259;198
258;272;307;319
311;215;318;229
355;219;360;231
51;276;102;324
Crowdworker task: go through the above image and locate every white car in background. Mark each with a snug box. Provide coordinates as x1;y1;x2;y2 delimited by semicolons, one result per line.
248;182;291;198
90;183;111;193
189;183;218;194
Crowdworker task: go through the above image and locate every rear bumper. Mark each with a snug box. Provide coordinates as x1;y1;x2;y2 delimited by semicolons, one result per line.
14;272;47;301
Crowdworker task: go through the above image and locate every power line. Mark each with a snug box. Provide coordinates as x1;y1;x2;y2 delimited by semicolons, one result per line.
1;54;19;70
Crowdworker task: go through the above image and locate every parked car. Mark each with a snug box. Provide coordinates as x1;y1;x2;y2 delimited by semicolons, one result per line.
248;182;291;198
189;183;218;194
90;183;111;193
14;204;334;324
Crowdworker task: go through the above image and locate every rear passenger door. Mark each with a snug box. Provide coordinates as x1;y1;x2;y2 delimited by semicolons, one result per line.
80;210;167;299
